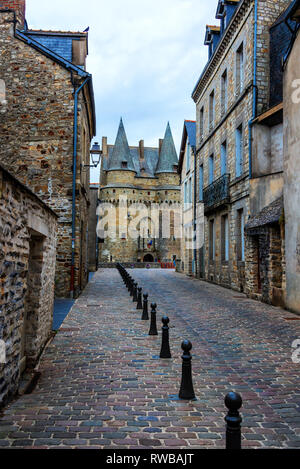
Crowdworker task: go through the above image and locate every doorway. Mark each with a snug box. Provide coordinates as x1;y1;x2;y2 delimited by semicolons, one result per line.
144;254;154;263
21;234;44;374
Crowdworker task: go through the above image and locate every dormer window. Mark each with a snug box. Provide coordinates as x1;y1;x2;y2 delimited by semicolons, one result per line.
204;25;221;60
216;1;226;33
215;1;239;34
122;161;128;169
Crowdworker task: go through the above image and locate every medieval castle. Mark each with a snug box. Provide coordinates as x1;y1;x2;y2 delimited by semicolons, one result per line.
98;119;181;265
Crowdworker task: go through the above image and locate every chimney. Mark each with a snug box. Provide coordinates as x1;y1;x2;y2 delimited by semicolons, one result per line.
139;140;144;160
72;38;88;68
102;136;108;156
0;0;26;28
159;139;164;155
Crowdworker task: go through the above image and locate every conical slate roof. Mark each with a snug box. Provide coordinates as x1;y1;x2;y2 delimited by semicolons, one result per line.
155;123;178;174
107;118;136;172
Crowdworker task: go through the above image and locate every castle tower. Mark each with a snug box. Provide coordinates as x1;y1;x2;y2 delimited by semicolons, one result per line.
155;122;179;185
106;118;136;185
98;119;181;265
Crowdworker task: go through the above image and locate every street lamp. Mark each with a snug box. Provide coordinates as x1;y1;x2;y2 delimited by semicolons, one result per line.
82;142;102;170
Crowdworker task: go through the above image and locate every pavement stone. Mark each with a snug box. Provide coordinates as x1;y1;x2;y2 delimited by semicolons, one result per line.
0;268;299;449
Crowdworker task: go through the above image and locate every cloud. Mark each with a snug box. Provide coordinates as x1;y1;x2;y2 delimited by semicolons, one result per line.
26;0;217;182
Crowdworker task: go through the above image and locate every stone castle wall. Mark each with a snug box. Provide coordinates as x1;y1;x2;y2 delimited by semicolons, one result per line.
98;182;181;264
99;165;181;264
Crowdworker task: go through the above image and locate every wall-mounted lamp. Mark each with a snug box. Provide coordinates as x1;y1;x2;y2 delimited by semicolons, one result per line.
82;142;102;170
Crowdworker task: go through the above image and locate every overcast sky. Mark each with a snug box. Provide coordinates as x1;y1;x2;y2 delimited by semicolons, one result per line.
26;0;217;182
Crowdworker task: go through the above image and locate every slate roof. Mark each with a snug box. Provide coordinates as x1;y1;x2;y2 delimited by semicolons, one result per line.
25;30;87;64
245;197;283;231
185;120;196;148
178;120;196;174
155;123;179;174
107;119;136;172
104;120;178;176
104;146;160;177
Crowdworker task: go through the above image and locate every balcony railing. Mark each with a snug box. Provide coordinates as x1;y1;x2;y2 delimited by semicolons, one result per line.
203;174;230;214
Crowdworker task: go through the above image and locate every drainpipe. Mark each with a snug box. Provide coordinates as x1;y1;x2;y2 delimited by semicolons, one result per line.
248;0;258;179
70;76;91;298
193;146;197;277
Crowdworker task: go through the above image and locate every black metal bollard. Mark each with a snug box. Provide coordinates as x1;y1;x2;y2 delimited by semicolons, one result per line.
133;282;138;302
179;340;196;400
149;303;158;336
160;316;172;358
129;278;134;296
225;392;243;450
141;294;149;320
136;287;143;310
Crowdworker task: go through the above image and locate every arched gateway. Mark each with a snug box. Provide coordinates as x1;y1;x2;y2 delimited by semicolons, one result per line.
143;254;154;263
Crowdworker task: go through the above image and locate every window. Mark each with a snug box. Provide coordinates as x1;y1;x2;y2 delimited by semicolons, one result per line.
122;161;128;169
199;165;204;201
200;107;204;141
209;90;215;130
209;219;215;261
188;178;192;204
184;181;187;204
209;154;214;184
235;125;243;178
221;214;229;262
186;144;190;172
237;209;245;262
221;140;227;176
221;69;228;114
236;43;244;95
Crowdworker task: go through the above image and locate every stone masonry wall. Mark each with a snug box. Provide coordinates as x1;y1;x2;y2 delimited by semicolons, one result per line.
195;3;254;291
0;11;91;298
0;166;57;407
193;0;290;292
98;172;181;264
180;140;195;276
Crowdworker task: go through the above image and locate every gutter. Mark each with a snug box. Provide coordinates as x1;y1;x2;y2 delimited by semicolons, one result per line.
70;76;91;298
248;0;258;179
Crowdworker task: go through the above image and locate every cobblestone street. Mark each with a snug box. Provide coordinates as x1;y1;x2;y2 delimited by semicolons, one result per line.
0;269;300;449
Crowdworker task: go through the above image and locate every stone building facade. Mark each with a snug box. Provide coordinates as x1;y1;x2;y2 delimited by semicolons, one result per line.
178;120;198;276
244;3;295;307
88;183;99;272
282;0;300;315
192;0;290;292
98;119;181;265
0;164;57;407
0;1;96;298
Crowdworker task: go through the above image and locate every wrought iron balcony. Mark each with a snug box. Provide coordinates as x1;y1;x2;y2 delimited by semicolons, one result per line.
203;174;230;214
